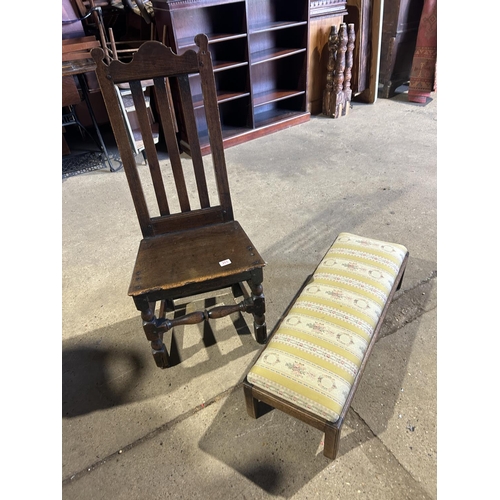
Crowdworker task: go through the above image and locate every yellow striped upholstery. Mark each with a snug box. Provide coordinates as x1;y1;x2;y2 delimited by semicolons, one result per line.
247;233;408;422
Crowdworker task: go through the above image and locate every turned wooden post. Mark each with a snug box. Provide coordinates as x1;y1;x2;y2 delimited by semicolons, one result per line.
334;23;348;113
322;25;339;118
322;23;356;119
344;24;355;105
139;301;171;369
249;281;266;344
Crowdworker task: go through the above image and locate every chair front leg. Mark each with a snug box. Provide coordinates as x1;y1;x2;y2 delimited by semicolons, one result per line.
135;297;171;369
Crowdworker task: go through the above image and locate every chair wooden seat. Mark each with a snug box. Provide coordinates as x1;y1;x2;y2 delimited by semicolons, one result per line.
92;34;267;368
129;221;265;298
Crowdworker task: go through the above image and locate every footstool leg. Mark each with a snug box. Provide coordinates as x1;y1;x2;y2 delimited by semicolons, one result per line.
323;423;341;460
396;268;406;291
243;382;259;419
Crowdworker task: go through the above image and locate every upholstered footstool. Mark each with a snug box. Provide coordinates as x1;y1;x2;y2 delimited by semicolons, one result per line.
243;232;409;459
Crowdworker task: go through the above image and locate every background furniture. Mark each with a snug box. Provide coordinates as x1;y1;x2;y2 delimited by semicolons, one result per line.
344;0;383;103
63;0;111;131
307;0;347;114
407;0;436;103
107;26;161;158
151;0;310;154
62;36;114;170
322;23;355;118
64;2;161;163
116;82;160;159
92;35;267;368
379;0;424;98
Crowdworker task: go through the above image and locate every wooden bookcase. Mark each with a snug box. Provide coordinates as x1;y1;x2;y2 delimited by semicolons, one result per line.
152;0;310;153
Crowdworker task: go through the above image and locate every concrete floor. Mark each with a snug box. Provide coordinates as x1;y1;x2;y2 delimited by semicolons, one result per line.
62;87;437;499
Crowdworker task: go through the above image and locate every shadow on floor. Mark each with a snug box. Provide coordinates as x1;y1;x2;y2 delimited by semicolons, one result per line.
197;275;434;497
62;292;256;419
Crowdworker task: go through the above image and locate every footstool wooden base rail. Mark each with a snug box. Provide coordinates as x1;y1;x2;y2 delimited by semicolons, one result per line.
243;232;409;459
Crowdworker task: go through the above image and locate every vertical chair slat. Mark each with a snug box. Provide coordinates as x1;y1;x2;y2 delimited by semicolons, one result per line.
129;80;170;216
177;75;211;209
196;35;233;220
92;50;152;236
154;76;191;213
91;37;237;237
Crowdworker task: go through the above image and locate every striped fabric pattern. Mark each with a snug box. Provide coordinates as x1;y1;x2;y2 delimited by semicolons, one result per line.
247;233;408;422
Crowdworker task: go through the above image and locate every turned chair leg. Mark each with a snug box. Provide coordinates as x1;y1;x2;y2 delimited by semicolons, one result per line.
138;299;171;369
134;281;267;368
249;282;266;344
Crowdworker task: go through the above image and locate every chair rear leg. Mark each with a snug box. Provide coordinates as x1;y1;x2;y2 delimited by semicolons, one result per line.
249;282;266;344
231;282;245;299
151;342;170;369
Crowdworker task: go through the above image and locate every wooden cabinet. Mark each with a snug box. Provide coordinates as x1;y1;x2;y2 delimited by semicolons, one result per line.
152;0;310;153
344;0;384;103
379;0;424;98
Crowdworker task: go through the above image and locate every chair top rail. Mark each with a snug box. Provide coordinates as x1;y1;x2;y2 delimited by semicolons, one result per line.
91;41;200;85
92;34;235;238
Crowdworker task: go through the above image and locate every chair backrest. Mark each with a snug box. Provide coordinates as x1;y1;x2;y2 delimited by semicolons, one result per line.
91;34;234;238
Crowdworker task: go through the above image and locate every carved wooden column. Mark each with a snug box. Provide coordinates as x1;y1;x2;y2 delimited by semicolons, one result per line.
322;26;339;116
344;24;355;101
308;1;348;114
333;24;348;113
322;23;355;118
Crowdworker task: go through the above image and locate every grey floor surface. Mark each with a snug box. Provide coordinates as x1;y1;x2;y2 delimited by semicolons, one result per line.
61;87;437;499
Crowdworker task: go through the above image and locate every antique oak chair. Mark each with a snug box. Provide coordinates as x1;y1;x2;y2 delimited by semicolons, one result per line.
91;34;266;368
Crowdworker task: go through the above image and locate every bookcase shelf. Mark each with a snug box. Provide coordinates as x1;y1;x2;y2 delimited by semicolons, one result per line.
152;0;310;153
253;89;306;107
251;47;307;65
192;91;251;109
249;20;308;33
177;32;247;50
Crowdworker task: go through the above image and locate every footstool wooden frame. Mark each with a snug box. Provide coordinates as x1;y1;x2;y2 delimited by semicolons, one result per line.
243;232;409;459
